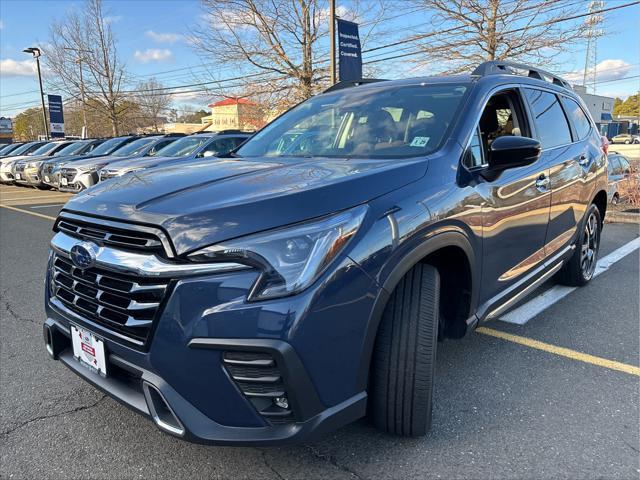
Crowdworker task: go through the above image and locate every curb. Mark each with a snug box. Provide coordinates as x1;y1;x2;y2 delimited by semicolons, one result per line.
605;211;640;224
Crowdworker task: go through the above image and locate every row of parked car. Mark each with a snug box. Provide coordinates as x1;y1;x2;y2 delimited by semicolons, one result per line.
0;130;253;192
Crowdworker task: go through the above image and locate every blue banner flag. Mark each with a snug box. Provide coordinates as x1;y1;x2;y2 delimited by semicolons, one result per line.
47;94;65;138
336;19;362;82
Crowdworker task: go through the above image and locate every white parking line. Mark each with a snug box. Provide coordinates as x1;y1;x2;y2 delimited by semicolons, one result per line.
30;203;65;209
500;237;640;325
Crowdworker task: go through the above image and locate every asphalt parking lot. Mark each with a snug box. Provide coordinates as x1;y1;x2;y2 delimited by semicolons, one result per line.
1;184;638;480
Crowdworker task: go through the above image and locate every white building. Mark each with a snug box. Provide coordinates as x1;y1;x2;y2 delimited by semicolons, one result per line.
572;85;614;134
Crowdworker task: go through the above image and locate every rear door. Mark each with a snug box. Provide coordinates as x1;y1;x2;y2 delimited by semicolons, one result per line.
522;89;593;260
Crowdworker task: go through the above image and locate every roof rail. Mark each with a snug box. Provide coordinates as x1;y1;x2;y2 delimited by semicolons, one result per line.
323;78;387;93
472;61;572;90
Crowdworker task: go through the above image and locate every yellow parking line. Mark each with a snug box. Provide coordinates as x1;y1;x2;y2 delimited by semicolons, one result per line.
477;327;640;377
0;203;56;221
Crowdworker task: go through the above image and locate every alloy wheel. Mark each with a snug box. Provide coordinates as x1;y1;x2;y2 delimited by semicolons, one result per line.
580;212;599;280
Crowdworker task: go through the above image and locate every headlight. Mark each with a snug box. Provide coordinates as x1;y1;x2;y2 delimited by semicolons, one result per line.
188;205;367;300
80;163;108;173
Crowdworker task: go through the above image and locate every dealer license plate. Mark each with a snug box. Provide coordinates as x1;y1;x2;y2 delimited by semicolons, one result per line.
61;177;68;186
71;325;107;376
44;175;50;183
15;173;21;180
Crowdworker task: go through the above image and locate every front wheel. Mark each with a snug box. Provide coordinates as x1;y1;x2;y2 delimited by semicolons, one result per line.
558;204;601;286
369;264;439;437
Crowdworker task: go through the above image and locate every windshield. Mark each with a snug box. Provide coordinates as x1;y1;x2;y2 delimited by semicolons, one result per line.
238;83;468;159
111;137;158;157
29;142;62;156
90;137;132;156
154;136;211;157
9;142;43;156
0;144;18;155
54;141;89;156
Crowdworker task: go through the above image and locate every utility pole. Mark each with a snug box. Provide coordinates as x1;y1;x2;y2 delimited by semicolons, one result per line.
23;47;49;140
582;1;604;94
329;0;336;85
63;47;92;138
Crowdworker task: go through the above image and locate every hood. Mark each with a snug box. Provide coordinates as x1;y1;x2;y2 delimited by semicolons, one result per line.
0;154;31;166
105;155;193;173
62;154;137;170
64;156;428;255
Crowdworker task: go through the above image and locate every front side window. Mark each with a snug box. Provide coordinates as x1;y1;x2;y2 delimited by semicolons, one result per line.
237;83;468;159
524;89;572;149
202;137;237;156
465;128;484;168
563;97;592;141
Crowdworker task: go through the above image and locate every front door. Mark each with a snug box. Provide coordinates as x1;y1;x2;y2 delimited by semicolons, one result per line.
467;89;551;308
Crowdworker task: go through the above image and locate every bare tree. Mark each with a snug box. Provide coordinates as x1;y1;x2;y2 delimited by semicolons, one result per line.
191;0;385;111
410;0;592;74
136;78;172;132
46;0;127;135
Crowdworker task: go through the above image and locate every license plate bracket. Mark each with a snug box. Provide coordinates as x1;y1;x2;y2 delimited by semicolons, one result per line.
71;325;107;377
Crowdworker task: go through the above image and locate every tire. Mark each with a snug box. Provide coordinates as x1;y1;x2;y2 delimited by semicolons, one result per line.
370;263;439;437
557;204;601;287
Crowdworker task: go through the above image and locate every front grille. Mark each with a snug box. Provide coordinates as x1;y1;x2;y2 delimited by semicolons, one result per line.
15;163;25;173
55;216;166;256
52;254;168;345
43;163;55;175
223;352;294;424
60;168;76;183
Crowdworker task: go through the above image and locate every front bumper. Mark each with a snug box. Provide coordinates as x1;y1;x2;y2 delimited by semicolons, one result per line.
58;169;97;192
0;164;15;182
44;230;379;445
44;317;366;445
15;167;45;186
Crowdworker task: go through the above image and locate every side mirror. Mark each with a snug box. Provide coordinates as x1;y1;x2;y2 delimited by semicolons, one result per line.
487;136;541;171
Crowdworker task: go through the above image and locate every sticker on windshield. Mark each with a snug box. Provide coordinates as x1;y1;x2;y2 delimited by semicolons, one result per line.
410;136;430;147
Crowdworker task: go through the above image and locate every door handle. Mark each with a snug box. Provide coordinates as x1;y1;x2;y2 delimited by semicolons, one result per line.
535;175;550;192
578;155;589;166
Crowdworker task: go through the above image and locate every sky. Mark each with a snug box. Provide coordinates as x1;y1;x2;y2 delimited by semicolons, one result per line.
0;0;639;119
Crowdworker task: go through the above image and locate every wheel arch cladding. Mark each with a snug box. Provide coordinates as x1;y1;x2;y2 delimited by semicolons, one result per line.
356;230;477;390
592;189;607;223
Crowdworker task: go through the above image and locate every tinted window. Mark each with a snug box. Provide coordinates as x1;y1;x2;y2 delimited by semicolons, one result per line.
148;139;175;156
237;83;468;159
524;89;571;148
563;97;592;140
608;156;622;174
203;137;237;156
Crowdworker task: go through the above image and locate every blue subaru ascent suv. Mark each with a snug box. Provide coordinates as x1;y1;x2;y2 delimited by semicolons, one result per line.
44;61;608;445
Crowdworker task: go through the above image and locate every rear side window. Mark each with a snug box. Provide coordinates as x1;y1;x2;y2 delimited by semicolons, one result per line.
563;97;592;141
524;89;572;149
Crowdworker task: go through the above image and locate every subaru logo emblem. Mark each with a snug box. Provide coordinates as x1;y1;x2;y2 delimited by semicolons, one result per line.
70;241;99;269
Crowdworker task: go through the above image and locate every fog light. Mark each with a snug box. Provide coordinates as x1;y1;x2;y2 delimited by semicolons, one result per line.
274;396;289;409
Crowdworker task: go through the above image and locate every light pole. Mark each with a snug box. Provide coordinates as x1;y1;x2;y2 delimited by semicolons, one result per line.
23;47;49;140
329;0;336;85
